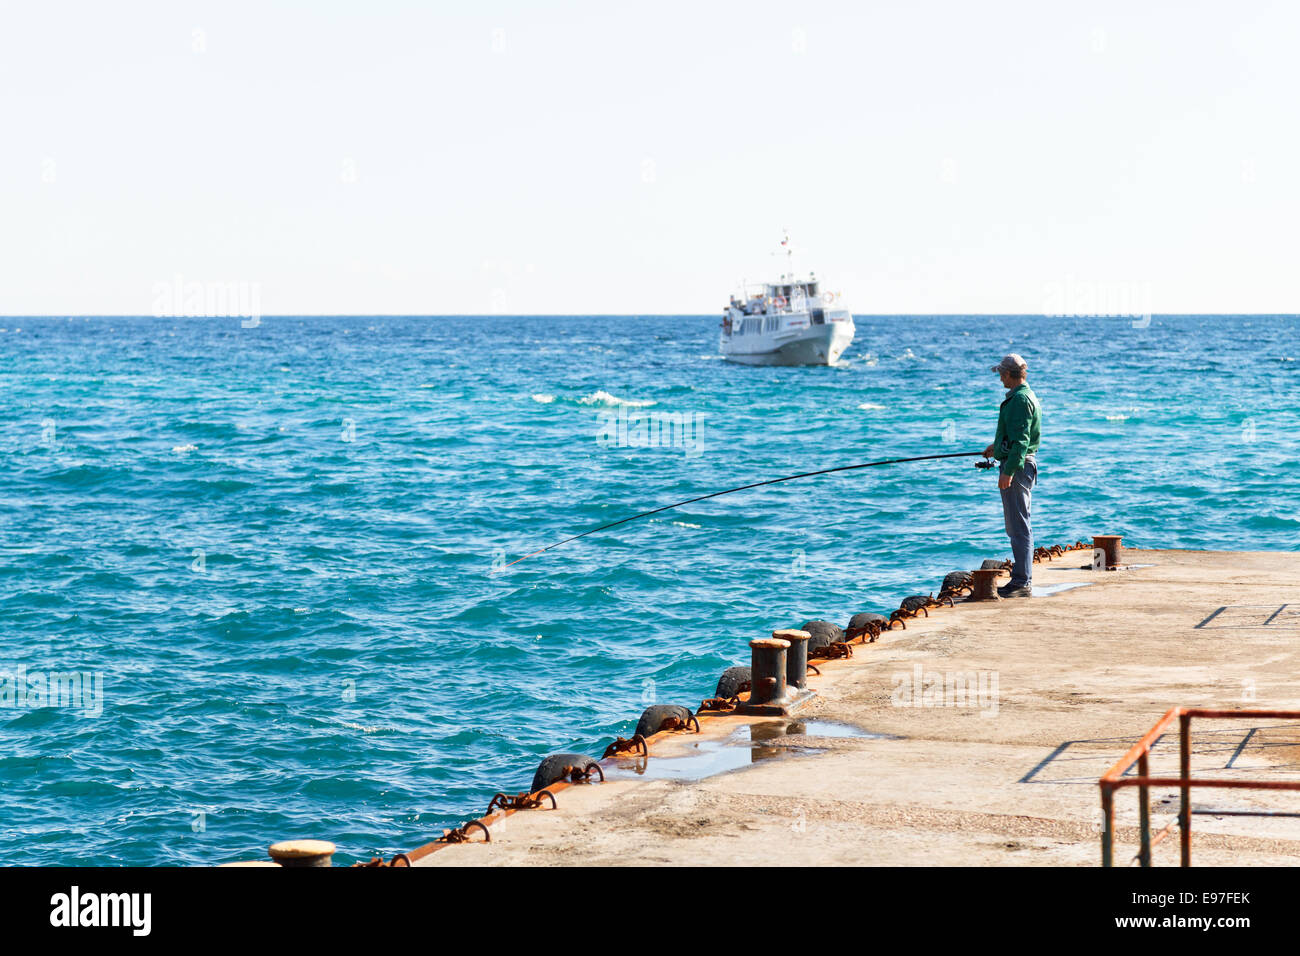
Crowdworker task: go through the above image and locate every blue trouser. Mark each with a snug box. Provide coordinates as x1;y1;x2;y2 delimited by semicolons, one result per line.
1000;455;1037;587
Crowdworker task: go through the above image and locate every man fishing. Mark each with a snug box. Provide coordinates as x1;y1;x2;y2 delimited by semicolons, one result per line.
982;353;1041;598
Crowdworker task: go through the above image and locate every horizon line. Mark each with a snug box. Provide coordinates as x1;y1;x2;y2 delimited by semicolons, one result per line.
3;312;1299;319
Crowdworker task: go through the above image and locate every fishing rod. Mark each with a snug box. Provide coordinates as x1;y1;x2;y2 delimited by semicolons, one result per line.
492;450;996;573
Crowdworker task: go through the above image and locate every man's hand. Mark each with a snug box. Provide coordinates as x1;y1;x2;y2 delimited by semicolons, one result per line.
998;473;1012;490
982;443;994;458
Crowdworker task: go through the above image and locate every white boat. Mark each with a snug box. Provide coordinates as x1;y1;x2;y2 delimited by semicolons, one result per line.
719;239;854;366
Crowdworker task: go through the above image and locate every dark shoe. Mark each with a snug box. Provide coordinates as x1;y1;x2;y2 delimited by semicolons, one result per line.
999;585;1032;599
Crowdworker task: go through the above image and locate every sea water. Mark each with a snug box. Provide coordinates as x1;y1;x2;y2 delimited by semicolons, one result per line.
0;314;1296;864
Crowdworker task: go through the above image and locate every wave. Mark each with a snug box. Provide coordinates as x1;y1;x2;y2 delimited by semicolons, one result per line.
335;720;401;735
39;464;131;489
526;390;655;408
174;421;242;439
648;518;703;529
577;390;657;408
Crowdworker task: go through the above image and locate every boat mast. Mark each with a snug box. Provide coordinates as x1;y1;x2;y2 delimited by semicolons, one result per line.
780;230;797;311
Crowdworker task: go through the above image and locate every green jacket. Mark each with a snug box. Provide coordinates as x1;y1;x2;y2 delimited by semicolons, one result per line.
993;384;1041;476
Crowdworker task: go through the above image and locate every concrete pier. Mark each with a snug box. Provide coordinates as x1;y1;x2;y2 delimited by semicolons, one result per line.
417;549;1300;866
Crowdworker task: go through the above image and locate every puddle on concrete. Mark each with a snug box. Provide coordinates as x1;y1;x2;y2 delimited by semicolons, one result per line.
780;719;884;739
604;719;884;782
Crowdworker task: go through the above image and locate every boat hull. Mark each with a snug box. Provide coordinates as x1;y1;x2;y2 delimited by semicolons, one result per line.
721;317;854;367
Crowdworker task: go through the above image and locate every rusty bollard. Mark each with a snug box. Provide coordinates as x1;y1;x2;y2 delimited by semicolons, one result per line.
1092;535;1123;569
748;637;789;707
268;839;336;867
737;634;816;716
778;629;811;690
968;568;1001;601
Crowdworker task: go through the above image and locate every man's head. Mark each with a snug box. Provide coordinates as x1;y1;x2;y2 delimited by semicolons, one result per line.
992;353;1027;388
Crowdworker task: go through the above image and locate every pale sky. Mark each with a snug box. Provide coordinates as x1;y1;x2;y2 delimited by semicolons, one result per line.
2;1;1296;315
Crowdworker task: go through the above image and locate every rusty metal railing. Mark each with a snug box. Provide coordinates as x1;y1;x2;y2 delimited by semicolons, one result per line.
1099;707;1300;866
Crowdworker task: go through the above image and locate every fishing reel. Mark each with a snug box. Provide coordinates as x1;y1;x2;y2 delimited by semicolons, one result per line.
975;458;997;470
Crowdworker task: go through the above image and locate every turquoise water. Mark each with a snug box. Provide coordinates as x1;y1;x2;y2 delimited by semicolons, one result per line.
1;314;1297;865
